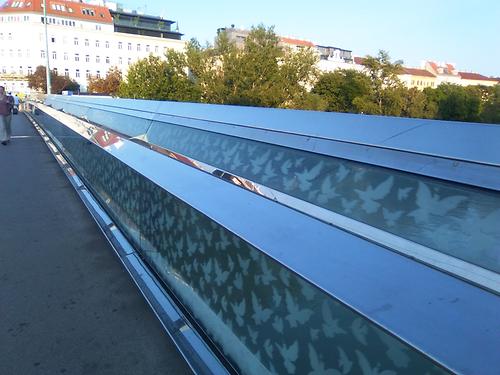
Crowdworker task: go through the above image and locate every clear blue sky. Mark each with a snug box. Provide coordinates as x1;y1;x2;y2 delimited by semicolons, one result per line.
118;0;500;76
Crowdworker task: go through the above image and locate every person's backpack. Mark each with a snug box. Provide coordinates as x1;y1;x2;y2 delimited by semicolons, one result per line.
7;95;17;115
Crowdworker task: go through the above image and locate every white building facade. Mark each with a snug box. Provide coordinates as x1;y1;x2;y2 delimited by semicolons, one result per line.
0;0;185;93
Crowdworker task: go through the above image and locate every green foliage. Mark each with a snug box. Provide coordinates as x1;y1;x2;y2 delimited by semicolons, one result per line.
481;85;500;124
119;54;200;102
361;50;404;114
120;26;317;109
116;32;499;124
312;70;371;112
431;83;482;122
186;25;318;108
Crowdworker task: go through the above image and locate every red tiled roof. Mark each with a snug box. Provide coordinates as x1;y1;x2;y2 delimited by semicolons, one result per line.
354;57;366;65
459;72;500;82
280;37;315;47
427;61;439;74
0;0;113;24
402;68;436;78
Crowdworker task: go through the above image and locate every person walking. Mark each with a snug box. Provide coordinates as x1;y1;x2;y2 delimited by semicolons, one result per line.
0;86;14;145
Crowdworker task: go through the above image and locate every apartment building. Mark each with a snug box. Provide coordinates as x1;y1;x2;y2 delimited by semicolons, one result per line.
0;0;185;92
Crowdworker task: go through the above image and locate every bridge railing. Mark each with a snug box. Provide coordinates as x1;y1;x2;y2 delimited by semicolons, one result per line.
27;96;500;375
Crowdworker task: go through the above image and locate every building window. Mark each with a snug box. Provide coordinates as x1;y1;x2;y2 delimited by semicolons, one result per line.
146;45;150;52
105;41;109;48
52;51;57;59
127;57;131;65
75;53;80;62
64;68;69;77
75;69;80;78
41;50;46;58
96;25;101;31
105;56;110;64
51;37;55;43
127;43;132;51
8;33;12;40
27;66;33;75
74;37;79;46
17;49;22;58
86;70;91;78
53;67;58;74
85;38;89;47
96;56;100;63
85;55;90;62
155;46;159;53
137;44;141;52
118;41;122;50
95;40;100;48
96;70;101;78
82;8;95;16
64;52;68;60
118;56;123;65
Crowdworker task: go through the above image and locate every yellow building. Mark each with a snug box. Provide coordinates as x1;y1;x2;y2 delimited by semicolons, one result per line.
398;68;437;90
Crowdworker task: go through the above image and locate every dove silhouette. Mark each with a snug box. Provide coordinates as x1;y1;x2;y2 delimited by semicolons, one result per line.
409;182;466;223
355;176;394;214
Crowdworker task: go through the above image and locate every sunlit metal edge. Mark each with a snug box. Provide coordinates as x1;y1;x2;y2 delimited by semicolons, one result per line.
33;102;500;293
24;111;231;375
47;96;500;171
29;104;500;375
46;96;500;190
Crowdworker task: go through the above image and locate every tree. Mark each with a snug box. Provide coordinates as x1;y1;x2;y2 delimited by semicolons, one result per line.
186;25;318;108
359;50;404;115
119;54;200;101
432;83;482;122
312;69;372;112
88;67;122;95
27;65;79;94
480;84;500;124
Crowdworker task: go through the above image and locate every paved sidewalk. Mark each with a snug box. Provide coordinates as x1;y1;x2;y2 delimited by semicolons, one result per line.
0;113;192;375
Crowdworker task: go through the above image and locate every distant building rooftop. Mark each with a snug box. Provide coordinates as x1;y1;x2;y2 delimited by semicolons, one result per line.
402;68;436;77
280;37;315;47
353;57;366;65
459;72;499;82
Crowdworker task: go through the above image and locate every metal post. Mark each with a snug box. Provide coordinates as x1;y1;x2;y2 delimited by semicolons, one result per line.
43;0;51;94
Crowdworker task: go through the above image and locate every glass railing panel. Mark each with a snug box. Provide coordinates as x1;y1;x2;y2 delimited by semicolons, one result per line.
37;113;449;375
60;103;91;119
36;113;144;248
145;121;500;274
85;108;152;138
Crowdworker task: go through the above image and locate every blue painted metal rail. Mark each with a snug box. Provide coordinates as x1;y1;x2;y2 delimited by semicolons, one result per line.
27;96;500;375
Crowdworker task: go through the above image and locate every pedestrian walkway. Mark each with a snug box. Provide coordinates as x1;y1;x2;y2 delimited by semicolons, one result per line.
0;113;192;375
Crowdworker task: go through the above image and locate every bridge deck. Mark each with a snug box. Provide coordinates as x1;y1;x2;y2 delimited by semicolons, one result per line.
0;113;191;375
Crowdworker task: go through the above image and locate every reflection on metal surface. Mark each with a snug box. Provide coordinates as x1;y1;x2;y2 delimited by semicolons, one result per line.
30;102;500;291
27;101;500;375
28;106;452;375
41;99;500;275
25;109;229;375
